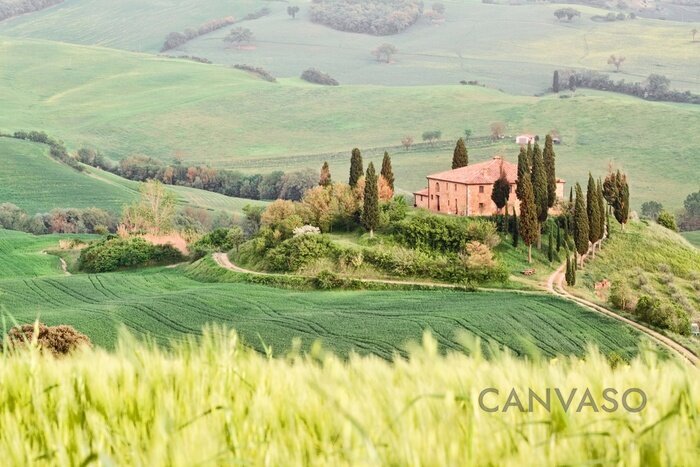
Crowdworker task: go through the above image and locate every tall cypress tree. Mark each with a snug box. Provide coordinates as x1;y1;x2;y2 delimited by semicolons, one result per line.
615;171;630;230
361;162;379;237
516;146;529;200
565;255;572;286
556;223;562;252
586;174;602;252
597;179;606;240
531;142;548;247
573;182;589;266
349;148;363;188
503;205;510;236
548;227;554;263
569;186;573;204
452;138;468;169
526;141;533;169
380;151;395;191
518;173;539;263
319;161;331;187
543;135;557;208
491;169;511;214
512;210;519;247
606;214;611;239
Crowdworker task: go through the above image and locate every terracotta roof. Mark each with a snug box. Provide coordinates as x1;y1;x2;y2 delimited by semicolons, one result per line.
427;156;518;185
413;188;429;196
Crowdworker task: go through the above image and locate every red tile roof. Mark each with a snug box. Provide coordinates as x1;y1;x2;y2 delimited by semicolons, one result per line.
413;188;429;196
427;156;517;185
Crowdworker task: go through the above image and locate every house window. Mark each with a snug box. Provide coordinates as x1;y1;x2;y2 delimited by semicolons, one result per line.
479;186;485;193
430;195;434;200
454;184;457;190
479;203;485;211
436;182;440;192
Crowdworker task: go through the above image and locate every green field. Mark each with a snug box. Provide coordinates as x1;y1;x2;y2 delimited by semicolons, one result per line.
0;137;267;215
1;1;697;95
682;230;700;248
0;230;644;358
0;37;698;209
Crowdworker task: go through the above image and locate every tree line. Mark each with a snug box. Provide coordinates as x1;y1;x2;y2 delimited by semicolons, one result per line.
0;203;117;235
160;16;237;52
309;0;423;35
0;0;62;22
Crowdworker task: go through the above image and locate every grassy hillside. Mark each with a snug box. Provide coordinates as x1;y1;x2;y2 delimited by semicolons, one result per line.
0;137;266;215
0;333;696;466
0;38;698;209
0;229;86;278
0;230;644;357
1;1;697;95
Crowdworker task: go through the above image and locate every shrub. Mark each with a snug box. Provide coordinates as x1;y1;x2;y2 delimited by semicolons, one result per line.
301;68;339;86
609;279;636;311
315;270;343;290
656;211;678;231
4;323;91;356
635;296;691;335
309;0;423;35
266;234;337;272
293;225;321;237
191;227;245;259
459;241;496;269
395;215;499;253
234;64;277;82
79;237;183;273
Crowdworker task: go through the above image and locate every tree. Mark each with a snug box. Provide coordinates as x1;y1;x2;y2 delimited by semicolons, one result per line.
452;138;468;169
641;201;663;220
565;255;572;285
607;54;626;72
573;183;589;266
543;135;557;208
224;27;254;46
515;146;529;200
512;210;519;247
287;6;300;19
597;179;606;240
552;70;560;93
422;130;442;146
646;74;670;98
432;2;446;15
372;43;398;63
531;143;549;246
319;161;332;187
554;8;581;22
692;28;698;42
518;174;539;263
380;152;395;191
490;122;506;140
463;129;472;142
657;210;678;231
227;226;245;253
361;163;380;236
349;148;363;188
526;141;533;169
491;170;511;214
122;180;176;235
548;227;555;263
401;135;414;150
556;223;562;252
603;170;629;230
586;174;602;253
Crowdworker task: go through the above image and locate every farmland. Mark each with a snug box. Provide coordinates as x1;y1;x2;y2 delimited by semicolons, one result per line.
682;230;700;248
0;38;698;209
0;230;645;358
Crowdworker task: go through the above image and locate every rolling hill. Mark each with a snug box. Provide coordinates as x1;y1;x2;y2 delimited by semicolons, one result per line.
0;37;698;210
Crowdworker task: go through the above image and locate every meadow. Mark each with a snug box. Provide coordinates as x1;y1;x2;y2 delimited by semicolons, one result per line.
0;329;696;466
682;230;700;248
0;137;267;215
0;230;645;358
0;37;698;209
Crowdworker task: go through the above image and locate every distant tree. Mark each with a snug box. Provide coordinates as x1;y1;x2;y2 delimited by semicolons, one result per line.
287;6;300;19
490;122;506;140
518;173;539;263
531;143;549;246
646;74;671;98
565;255;572;285
319;161;332;187
224;27;254;46
548;227;555;263
452;138;468;169
526;141;533;169
656;210;678;232
586;174;602;254
422;130;442;146
556;223;562;252
603;170;630;230
432;2;446;15
122;180;176;235
569;75;576;93
678;190;700;231
243;204;265;235
573;183;590;266
543;135;557;208
515;146;529;201
597;179;606;240
361;163;380;237
401;135;414;149
380;152;395;191
372;43;398;63
693;28;698;42
607;54;626;72
552;70;560;93
349;148;364;188
512;210;519;247
463;129;472;141
491;169;511;214
227;226;245;253
554;8;581;22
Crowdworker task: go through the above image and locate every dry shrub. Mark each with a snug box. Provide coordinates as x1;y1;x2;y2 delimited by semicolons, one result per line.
460;241;495;269
5;323;92;356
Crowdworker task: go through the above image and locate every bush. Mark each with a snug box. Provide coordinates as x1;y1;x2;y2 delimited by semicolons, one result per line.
309;0;423;35
609;279;636;311
395;215;499;252
79;237;183;273
656;211;678;231
4;323;91;356
315;270;343;290
234;64;277;82
266;234;338;272
635;296;691;335
191;227;245;259
301;68;339;86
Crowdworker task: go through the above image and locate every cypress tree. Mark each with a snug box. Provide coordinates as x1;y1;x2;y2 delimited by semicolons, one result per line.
543;135;557;208
512;211;519;247
556;223;562;252
516;146;529;200
518;173;539;263
615;171;630;230
491;169;511;214
349;148;363;188
452;138;468;169
573;183;589;266
319;161;331;187
586;174;602;252
503;205;510;235
380;151;395;191
553;70;560;93
571;259;577;285
361;162;379;237
606;213;611;239
531;142;548;247
597;179;606;240
569;186;573;204
565;256;572;286
548;227;554;263
526;141;533;169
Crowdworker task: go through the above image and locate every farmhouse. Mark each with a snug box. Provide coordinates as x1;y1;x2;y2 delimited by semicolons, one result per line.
516;134;536;145
413;156;565;216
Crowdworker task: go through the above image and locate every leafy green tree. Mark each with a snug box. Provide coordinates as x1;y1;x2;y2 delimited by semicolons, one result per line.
657;210;678;231
587;174;602;251
491;170;511;213
518;173;539;263
287;6;300;19
452;138;468;169
319;161;331;187
515;146;529;200
531;143;548;247
543;135;557;208
640;201;663;220
349;148;363;188
361;163;379;236
227;226;245;253
573;183;589;265
380;151;395;191
224;27;253;46
463;129;472;141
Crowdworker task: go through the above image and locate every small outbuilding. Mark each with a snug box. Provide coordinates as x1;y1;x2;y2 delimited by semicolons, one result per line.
516;134;536;145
